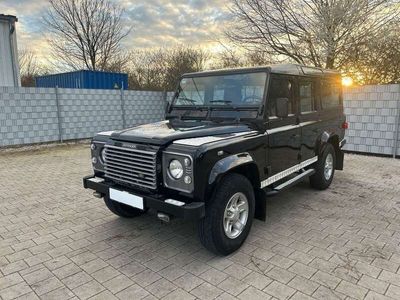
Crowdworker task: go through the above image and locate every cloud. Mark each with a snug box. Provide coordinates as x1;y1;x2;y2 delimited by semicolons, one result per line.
1;0;233;65
0;0;51;62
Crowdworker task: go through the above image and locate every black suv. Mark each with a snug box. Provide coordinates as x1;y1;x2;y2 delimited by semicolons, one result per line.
84;64;347;255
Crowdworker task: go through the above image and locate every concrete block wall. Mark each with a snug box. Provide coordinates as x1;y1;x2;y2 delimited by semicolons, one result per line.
123;91;173;127
343;85;400;156
0;87;168;147
1;85;399;157
0;87;60;146
58;88;123;141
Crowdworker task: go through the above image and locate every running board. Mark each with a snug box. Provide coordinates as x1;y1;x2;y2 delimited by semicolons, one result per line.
265;169;315;196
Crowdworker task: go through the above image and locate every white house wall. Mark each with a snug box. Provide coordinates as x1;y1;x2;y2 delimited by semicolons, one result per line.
0;19;20;87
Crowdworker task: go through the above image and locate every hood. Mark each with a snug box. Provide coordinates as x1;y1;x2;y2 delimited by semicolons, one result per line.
108;120;255;146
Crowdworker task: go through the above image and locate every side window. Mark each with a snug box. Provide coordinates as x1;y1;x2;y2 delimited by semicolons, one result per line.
268;78;294;117
299;81;315;113
321;81;340;109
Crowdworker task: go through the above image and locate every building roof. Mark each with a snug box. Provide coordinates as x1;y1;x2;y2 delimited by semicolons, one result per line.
183;64;339;78
0;14;18;22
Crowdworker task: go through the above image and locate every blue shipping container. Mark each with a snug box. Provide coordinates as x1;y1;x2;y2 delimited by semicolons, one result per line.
35;70;128;90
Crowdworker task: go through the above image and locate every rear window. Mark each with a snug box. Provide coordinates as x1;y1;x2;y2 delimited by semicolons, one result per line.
299;82;315;113
321;81;341;109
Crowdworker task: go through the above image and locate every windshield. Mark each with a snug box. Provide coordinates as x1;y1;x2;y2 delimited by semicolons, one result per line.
173;72;267;108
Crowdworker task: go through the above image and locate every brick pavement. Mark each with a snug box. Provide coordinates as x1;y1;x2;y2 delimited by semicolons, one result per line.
0;144;400;299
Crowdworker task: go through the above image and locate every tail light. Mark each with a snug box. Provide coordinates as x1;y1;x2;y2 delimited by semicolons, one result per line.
342;122;349;129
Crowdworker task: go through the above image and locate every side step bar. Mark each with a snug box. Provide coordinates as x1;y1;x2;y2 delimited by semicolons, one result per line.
265;169;315;197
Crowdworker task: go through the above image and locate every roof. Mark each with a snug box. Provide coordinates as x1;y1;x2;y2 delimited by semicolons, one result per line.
0;14;18;22
183;64;339;77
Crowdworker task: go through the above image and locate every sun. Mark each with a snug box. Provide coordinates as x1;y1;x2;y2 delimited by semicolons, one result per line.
342;76;353;87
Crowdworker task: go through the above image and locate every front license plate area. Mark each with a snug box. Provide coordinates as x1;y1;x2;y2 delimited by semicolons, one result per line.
109;188;144;210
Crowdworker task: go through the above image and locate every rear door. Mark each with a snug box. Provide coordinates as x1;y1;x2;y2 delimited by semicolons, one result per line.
266;75;301;175
298;77;320;161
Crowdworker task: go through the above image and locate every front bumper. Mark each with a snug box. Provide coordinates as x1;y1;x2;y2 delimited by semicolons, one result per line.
83;175;205;220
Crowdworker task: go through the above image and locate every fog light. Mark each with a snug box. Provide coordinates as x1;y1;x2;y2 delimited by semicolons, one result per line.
90;143;96;151
92;157;97;164
184;176;192;184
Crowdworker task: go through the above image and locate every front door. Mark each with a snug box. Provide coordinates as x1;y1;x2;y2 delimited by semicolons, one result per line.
266;76;301;175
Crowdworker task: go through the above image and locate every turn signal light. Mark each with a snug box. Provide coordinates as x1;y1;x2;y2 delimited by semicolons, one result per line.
342;122;349;129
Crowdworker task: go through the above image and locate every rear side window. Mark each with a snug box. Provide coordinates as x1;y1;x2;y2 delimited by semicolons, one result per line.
299;82;315;113
321;81;340;109
267;78;294;117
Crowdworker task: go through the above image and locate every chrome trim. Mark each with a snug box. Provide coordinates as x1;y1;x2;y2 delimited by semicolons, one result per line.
105;156;156;170
299;121;318;126
261;156;318;188
274;169;315;190
106;174;155;189
266;124;299;135
173;131;257;146
339;139;346;148
266;121;318;135
104;154;155;169
104;144;158;190
106;144;157;156
165;199;185;206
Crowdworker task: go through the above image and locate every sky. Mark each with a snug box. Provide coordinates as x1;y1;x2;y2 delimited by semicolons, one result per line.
0;0;232;64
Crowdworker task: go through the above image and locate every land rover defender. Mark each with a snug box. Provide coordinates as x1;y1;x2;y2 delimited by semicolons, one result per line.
83;64;347;255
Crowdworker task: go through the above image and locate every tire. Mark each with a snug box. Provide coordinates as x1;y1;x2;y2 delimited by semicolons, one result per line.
198;173;255;255
310;143;336;190
104;197;144;218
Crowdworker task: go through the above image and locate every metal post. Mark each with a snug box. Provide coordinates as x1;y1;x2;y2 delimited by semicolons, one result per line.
393;88;400;158
120;82;126;128
162;90;168;118
55;86;63;143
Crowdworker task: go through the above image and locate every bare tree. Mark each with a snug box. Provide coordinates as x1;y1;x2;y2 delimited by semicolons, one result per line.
103;51;133;73
164;46;209;91
43;0;130;71
127;46;209;91
212;46;272;69
19;49;49;87
342;23;400;84
228;0;399;69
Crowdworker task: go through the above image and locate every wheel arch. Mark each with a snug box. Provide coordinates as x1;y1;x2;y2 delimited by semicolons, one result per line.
206;153;266;221
316;132;343;170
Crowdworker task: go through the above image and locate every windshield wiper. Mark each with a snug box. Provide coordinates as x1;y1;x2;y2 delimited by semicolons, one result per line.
177;97;197;105
210;100;232;104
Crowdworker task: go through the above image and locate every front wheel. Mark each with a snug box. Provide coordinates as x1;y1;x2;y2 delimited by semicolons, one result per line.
198;173;255;255
310;143;336;190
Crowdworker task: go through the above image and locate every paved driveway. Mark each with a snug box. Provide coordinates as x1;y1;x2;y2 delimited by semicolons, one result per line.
0;144;400;300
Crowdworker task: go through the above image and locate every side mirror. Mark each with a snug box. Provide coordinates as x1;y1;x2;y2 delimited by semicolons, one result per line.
276;98;289;118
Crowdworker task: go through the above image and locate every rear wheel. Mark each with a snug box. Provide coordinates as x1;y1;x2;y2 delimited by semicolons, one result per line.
310;143;336;190
198;173;255;255
104;197;144;218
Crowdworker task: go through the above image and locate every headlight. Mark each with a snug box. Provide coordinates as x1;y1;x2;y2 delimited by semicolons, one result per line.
169;159;184;179
100;148;107;164
163;152;194;193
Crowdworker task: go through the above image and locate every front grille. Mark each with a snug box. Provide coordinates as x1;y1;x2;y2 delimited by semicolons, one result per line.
104;144;157;190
